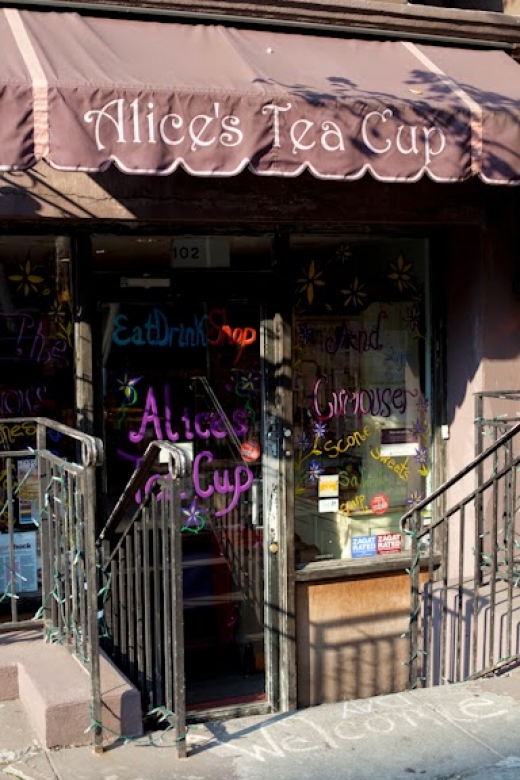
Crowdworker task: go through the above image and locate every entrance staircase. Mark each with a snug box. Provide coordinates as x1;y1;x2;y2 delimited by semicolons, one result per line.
3;395;520;756
0;417;142;750
97;437;266;746
0;629;141;749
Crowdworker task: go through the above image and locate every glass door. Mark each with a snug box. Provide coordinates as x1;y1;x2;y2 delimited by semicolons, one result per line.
100;295;267;710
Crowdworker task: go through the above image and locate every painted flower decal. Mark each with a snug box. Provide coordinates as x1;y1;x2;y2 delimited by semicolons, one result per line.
406;490;423;510
296;432;311;451
297;260;325;305
297;325;314;347
308;460;323;482
404;304;421;334
235;371;257;393
414;446;429;466
181;498;206;533
117;372;142;403
312;421;327;440
9;259;48;296
388;253;413;292
48;300;66;324
416;396;429;416
412;419;427;438
335;244;352;264
341;277;366;309
56;321;73;347
233;370;258;425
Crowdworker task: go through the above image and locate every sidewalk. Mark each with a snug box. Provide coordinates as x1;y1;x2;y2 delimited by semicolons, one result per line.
2;672;520;780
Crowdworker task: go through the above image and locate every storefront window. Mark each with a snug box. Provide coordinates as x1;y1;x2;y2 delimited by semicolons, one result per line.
292;237;430;566
0;236;73;425
0;235;74;602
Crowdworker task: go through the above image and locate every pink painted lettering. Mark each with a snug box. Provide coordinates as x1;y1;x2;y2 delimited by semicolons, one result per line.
192;450;253;516
128;385;249;445
312;376;418;421
128;386;163;442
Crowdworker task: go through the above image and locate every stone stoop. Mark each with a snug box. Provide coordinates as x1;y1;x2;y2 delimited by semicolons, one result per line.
0;630;143;749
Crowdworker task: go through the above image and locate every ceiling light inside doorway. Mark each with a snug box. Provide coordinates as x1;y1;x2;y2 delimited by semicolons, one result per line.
120;276;170;288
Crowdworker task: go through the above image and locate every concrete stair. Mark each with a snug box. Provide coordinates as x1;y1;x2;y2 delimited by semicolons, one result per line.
0;629;143;749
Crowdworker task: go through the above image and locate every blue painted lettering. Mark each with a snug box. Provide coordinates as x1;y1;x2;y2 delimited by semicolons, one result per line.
112;308;208;348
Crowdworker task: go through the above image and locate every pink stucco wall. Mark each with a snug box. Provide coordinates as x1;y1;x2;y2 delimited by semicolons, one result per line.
444;210;520;580
445;226;484;484
446;210;520;476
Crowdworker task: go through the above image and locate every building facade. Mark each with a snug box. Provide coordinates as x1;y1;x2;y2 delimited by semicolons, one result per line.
0;0;520;719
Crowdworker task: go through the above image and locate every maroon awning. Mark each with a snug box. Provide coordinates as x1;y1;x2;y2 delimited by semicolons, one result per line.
1;7;520;184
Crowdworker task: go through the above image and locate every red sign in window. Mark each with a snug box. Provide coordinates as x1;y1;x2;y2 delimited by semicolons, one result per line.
370;493;390;515
240;440;261;462
377;533;402;555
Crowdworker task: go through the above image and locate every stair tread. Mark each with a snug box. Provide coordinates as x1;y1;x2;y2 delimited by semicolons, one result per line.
0;629;143;748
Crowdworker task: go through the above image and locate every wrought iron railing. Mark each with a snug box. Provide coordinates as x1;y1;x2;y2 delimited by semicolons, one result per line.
475;390;520;452
402;419;520;689
0;417;104;751
98;441;191;759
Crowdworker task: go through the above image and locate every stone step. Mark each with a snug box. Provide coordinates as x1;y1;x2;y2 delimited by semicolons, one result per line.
0;629;143;749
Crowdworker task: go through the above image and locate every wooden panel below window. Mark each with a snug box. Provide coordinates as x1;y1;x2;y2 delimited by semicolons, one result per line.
295;571;424;706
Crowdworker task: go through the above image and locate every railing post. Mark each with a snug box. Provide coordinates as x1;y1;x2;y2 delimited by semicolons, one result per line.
170;474;187;759
475;394;485;587
85;463;103;754
506;439;515;661
474;393;483;461
7;456;17;624
37;421;52;631
409;508;421;690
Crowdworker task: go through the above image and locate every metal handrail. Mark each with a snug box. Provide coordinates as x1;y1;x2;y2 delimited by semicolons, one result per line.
98;440;191;543
399;421;520;532
407;455;520;537
0;416;104;467
475;391;520;399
